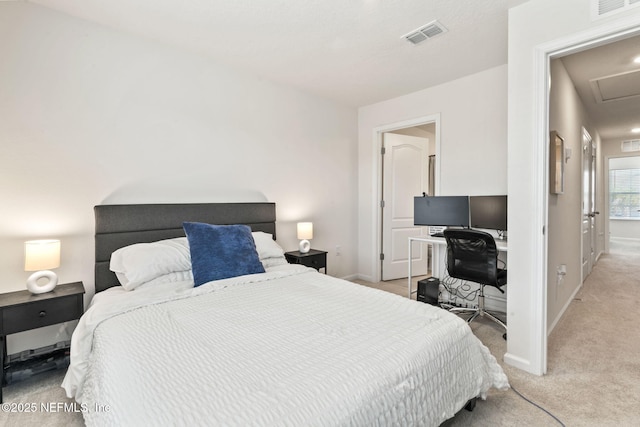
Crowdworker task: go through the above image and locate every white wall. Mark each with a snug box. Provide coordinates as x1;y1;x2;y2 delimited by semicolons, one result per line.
547;58;601;332
357;65;508;281
0;2;358;352
508;0;640;374
609;220;640;239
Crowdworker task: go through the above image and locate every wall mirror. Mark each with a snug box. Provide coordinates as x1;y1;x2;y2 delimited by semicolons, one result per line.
550;130;564;194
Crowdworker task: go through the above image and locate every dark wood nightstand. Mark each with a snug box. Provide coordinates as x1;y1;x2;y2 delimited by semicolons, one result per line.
0;281;84;402
284;249;327;273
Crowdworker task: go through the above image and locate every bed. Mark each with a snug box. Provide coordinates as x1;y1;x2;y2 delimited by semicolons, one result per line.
62;202;508;426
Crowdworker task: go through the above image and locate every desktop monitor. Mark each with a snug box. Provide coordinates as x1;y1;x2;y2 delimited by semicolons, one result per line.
469;195;507;231
413;196;470;227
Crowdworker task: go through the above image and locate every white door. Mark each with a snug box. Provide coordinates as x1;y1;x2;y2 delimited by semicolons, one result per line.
381;133;429;280
582;128;597;280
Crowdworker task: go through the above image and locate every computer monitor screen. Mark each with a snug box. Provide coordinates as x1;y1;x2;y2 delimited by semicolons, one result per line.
413;196;470;227
469;195;507;231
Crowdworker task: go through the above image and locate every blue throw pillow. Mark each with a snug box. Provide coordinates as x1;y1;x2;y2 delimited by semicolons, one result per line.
183;222;265;287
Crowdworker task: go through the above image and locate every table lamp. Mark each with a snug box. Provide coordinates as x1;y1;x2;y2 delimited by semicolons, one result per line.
24;239;60;294
297;222;313;254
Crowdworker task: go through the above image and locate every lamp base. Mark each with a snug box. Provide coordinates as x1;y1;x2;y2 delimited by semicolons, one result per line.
299;239;311;254
26;270;58;294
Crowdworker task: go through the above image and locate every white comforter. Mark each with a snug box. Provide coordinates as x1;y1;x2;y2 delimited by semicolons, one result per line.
63;265;508;426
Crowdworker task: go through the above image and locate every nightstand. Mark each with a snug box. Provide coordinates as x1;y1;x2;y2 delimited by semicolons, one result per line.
0;281;84;402
284;249;327;273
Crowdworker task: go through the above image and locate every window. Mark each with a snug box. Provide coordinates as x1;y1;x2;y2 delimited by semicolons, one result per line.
609;168;640;218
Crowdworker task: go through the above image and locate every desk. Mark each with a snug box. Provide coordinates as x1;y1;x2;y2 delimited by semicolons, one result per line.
408;235;507;299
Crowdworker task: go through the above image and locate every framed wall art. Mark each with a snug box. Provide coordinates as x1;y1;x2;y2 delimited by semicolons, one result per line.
550;130;565;194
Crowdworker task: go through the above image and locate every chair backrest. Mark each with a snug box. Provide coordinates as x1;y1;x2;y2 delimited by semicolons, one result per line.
443;229;501;286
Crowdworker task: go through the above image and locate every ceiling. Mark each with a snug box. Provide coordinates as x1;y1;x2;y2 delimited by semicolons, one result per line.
561;34;640;142
26;0;515;107
17;1;638;142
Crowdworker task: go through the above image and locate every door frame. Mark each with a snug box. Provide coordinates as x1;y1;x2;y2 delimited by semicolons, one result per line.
371;114;441;283
530;21;640;375
580;127;596;283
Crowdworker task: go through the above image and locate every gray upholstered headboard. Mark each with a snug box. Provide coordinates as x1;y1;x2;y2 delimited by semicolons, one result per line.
94;202;276;293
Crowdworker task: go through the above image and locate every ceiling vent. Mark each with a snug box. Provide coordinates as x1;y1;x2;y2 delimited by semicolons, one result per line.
592;0;640;19
621;139;640;152
402;20;448;45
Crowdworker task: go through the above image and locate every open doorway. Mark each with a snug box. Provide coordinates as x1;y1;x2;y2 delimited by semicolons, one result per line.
541;25;640;375
548;31;640;289
380;129;433;280
371;114;441;283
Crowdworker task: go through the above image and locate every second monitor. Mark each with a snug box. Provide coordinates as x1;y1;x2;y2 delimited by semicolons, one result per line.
469;195;507;231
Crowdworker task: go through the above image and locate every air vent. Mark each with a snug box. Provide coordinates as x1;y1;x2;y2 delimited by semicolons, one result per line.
593;0;640;19
621;139;640;152
402;20;448;45
598;0;625;14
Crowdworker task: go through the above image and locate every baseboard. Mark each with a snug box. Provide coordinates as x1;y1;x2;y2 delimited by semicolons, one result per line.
547;281;582;335
595;250;604;262
340;273;360;281
610;236;640;241
354;273;374;282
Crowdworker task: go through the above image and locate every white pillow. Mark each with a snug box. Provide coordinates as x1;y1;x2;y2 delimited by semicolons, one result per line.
135;270;194;291
110;237;191;291
111;233;285;291
251;232;287;267
262;257;289;268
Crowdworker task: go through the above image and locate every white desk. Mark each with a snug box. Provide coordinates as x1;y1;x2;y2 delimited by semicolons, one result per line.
408;235;508;299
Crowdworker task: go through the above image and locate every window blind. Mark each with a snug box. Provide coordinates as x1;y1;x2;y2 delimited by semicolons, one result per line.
609;168;640;218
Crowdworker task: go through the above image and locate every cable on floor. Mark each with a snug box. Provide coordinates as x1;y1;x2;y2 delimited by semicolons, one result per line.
510;383;566;427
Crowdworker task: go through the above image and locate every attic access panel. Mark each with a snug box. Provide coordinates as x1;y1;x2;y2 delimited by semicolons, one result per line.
589;69;640;103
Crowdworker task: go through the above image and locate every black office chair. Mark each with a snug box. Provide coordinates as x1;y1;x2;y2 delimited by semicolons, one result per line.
443;229;507;336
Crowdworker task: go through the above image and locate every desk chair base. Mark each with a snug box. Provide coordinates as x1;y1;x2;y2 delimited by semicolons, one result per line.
444;294;507;336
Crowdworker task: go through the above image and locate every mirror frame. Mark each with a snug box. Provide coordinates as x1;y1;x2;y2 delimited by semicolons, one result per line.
550;130;565;194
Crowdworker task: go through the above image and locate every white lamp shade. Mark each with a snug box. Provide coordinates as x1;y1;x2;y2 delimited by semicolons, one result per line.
24;239;60;294
297;222;313;240
24;239;61;271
